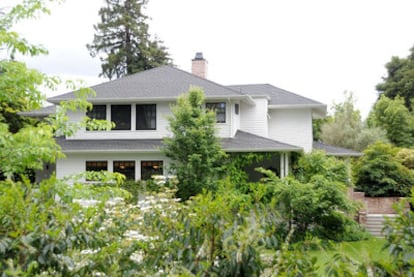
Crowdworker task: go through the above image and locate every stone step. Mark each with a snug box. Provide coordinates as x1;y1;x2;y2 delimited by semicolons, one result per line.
364;214;397;237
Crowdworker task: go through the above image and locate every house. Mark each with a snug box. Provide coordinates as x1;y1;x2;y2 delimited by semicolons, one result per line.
36;53;344;182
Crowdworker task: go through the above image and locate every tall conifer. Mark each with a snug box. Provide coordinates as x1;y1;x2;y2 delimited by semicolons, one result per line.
87;0;170;79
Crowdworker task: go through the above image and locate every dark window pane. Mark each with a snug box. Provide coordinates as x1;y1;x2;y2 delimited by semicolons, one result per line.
141;160;163;180
206;102;226;123
86;105;106;131
111;105;131;130
114;160;135;180
86;161;108;171
136;104;156;130
87;105;107;120
235;103;239;115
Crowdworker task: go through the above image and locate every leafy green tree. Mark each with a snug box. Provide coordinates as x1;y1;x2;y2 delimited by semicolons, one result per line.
353;142;414;197
0;1;59;133
87;0;171;79
369;95;414;147
320;91;387;151
376;45;414;110
162;87;227;200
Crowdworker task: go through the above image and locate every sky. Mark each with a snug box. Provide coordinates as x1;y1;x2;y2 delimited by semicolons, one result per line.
7;0;414;118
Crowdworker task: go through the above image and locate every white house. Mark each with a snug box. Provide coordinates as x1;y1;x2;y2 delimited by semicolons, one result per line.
34;53;358;182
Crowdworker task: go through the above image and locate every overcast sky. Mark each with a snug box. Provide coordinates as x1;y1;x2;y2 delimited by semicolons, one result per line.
9;0;414;118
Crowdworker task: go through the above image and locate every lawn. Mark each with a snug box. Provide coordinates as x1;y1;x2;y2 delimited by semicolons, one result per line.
310;238;390;274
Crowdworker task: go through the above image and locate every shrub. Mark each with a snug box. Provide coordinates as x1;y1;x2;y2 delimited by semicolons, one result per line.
354;142;414;197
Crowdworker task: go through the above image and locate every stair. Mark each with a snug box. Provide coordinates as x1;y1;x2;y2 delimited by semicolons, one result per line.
364;214;397;237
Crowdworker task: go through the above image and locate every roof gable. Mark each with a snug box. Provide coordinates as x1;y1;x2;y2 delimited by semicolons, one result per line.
48;66;244;103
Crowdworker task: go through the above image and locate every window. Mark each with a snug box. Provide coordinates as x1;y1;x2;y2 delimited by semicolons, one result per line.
235;103;239;115
141;160;163;180
86;161;108;181
111;105;131;130
136;104;156;130
113;161;135;180
86;105;106;131
206;102;226;123
86;161;108;172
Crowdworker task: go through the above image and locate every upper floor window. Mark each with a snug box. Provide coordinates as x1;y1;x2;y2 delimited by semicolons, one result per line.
86;105;106;131
136;104;156;130
206;102;226;123
87;105;107;120
235;103;239;115
111;105;131;130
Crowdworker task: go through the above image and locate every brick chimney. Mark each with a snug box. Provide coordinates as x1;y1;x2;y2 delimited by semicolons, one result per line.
191;52;208;79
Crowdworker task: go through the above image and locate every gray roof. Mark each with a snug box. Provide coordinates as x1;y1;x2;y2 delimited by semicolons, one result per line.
313;141;362;157
222;130;302;152
48;66;246;104
56;130;302;153
19;105;56;117
227;84;326;116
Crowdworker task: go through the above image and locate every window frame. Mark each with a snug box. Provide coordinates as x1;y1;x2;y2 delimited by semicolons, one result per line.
141;160;163;180
206;102;226;123
111;105;131;130
113;160;136;180
86;105;107;131
136;104;156;130
85;161;108;181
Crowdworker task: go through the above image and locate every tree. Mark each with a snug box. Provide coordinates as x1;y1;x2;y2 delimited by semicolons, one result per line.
376;45;414;110
87;0;171;80
162;87;227;200
0;1;58;133
368;95;414;147
320;91;387;151
353;142;414;197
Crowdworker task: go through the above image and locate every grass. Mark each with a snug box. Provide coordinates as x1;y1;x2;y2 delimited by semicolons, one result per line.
310;238;390;274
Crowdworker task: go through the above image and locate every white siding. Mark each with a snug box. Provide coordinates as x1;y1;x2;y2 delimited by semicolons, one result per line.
240;98;268;137
56;152;170;180
268;108;313;152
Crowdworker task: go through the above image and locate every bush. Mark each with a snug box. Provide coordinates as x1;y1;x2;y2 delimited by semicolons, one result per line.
354;142;414;197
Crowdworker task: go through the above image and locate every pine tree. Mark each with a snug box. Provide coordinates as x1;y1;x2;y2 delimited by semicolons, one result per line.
87;0;171;80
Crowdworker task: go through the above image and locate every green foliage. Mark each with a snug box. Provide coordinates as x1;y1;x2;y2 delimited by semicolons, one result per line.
376;45;414;111
376;191;414;276
295;150;350;185
354;142;414;197
320;91;388;151
396;148;414;169
87;0;171;79
369;95;414;147
226;152;273;191
162;87;227;200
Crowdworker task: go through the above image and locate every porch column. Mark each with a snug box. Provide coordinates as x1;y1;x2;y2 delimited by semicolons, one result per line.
279;152;290;178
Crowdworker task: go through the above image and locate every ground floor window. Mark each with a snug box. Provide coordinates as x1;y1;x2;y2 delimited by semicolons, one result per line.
141;160;163;180
113;160;135;180
86;161;108;172
85;161;108;181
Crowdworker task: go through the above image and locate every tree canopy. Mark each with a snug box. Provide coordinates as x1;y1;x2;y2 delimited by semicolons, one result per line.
368;95;414;147
319;91;387;151
162;87;227;200
87;0;171;80
376;45;414;110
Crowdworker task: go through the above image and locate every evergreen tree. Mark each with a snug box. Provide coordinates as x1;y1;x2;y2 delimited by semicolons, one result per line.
162;87;227;200
87;0;171;80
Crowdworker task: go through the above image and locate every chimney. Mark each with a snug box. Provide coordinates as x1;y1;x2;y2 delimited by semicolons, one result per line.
191;52;208;79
